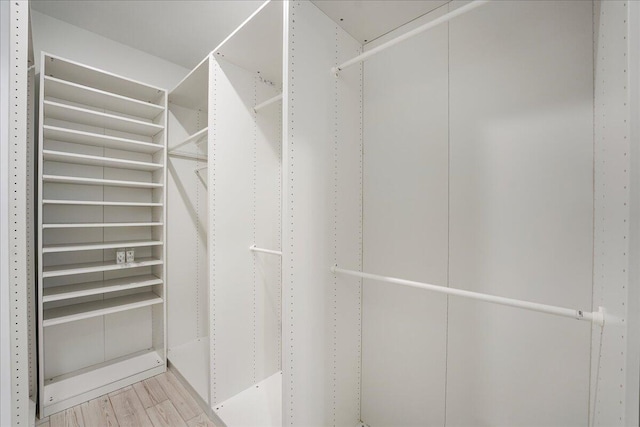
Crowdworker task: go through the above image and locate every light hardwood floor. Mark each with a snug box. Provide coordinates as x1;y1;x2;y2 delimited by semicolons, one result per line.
38;371;217;427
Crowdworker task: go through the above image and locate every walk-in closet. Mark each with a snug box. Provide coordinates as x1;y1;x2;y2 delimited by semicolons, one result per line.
1;1;639;426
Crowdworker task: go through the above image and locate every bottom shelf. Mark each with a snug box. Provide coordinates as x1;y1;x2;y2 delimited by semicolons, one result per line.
214;371;282;427
43;349;165;417
168;337;210;404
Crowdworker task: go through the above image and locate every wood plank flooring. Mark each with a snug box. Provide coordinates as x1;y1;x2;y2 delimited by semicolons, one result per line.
39;371;216;427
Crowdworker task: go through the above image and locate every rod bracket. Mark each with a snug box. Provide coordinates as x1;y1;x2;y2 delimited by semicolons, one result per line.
592;306;606;327
330;67;340;77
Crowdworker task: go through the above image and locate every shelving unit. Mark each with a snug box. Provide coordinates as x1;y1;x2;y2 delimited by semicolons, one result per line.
37;53;167;417
165;2;284;425
166;52;212;415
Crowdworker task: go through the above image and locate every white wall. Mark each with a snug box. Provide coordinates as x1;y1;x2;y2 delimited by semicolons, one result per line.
362;6;449;426
31;10;188;91
362;1;594;426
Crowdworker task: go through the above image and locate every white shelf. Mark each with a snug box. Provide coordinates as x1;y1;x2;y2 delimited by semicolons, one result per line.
169;127;208;153
168;338;209;403
43;275;163;303
43;239;163;254
43;222;163;229
45;53;165;103
44;125;163;154
214;371;282;427
213;0;283;85
43;174;163;188
44;149;162;171
43;199;163;207
43;258;163;278
44;100;164;137
44;76;164;120
43;349;164;416
43;291;163;327
169;56;209;110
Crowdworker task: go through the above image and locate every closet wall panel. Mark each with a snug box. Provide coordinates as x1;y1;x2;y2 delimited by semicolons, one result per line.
447;1;594;425
210;58;282;405
361;6;449;426
283;2;362;425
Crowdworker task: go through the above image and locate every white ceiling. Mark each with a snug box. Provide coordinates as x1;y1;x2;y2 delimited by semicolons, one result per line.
312;0;449;44
31;0;450;69
30;0;264;69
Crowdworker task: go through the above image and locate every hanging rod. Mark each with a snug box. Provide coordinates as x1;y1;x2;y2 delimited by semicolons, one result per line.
331;0;490;75
249;245;282;256
168;150;208;161
331;266;605;325
169;127;208;154
253;93;283;112
194;165;208;173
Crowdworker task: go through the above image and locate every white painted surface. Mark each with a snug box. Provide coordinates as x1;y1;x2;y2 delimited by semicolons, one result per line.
0;1;12;423
31;11;188;90
283;2;362;425
312;0;447;44
166;55;211;407
43;349;164;416
168;337;209;403
30;1;263;69
209;57;281;405
5;1;32;424
38;53;168;415
361;6;449;425
627;1;640;424
592;1;633;425
166;95;209;352
214;1;283;85
214;371;282;427
446;2;594;425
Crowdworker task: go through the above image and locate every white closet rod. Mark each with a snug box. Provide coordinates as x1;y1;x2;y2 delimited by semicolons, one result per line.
253;93;283;112
331;266;605;325
194;165;208;173
168;127;208;154
168;150;208;161
331;0;490;75
250;245;282;256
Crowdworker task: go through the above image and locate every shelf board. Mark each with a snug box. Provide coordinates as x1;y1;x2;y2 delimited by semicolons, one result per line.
43;258;163;278
43;174;163;189
169;127;208;153
43;275;163;303
43;291;163;327
43;292;163;327
213;0;283;85
169;56;209;110
168;338;209;403
45;53;165;103
43;349;164;415
43;199;163;207
214;371;282;426
44;100;164;137
45;76;164;120
43;239;163;254
43;222;163;229
44;149;163;171
44;125;163;154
